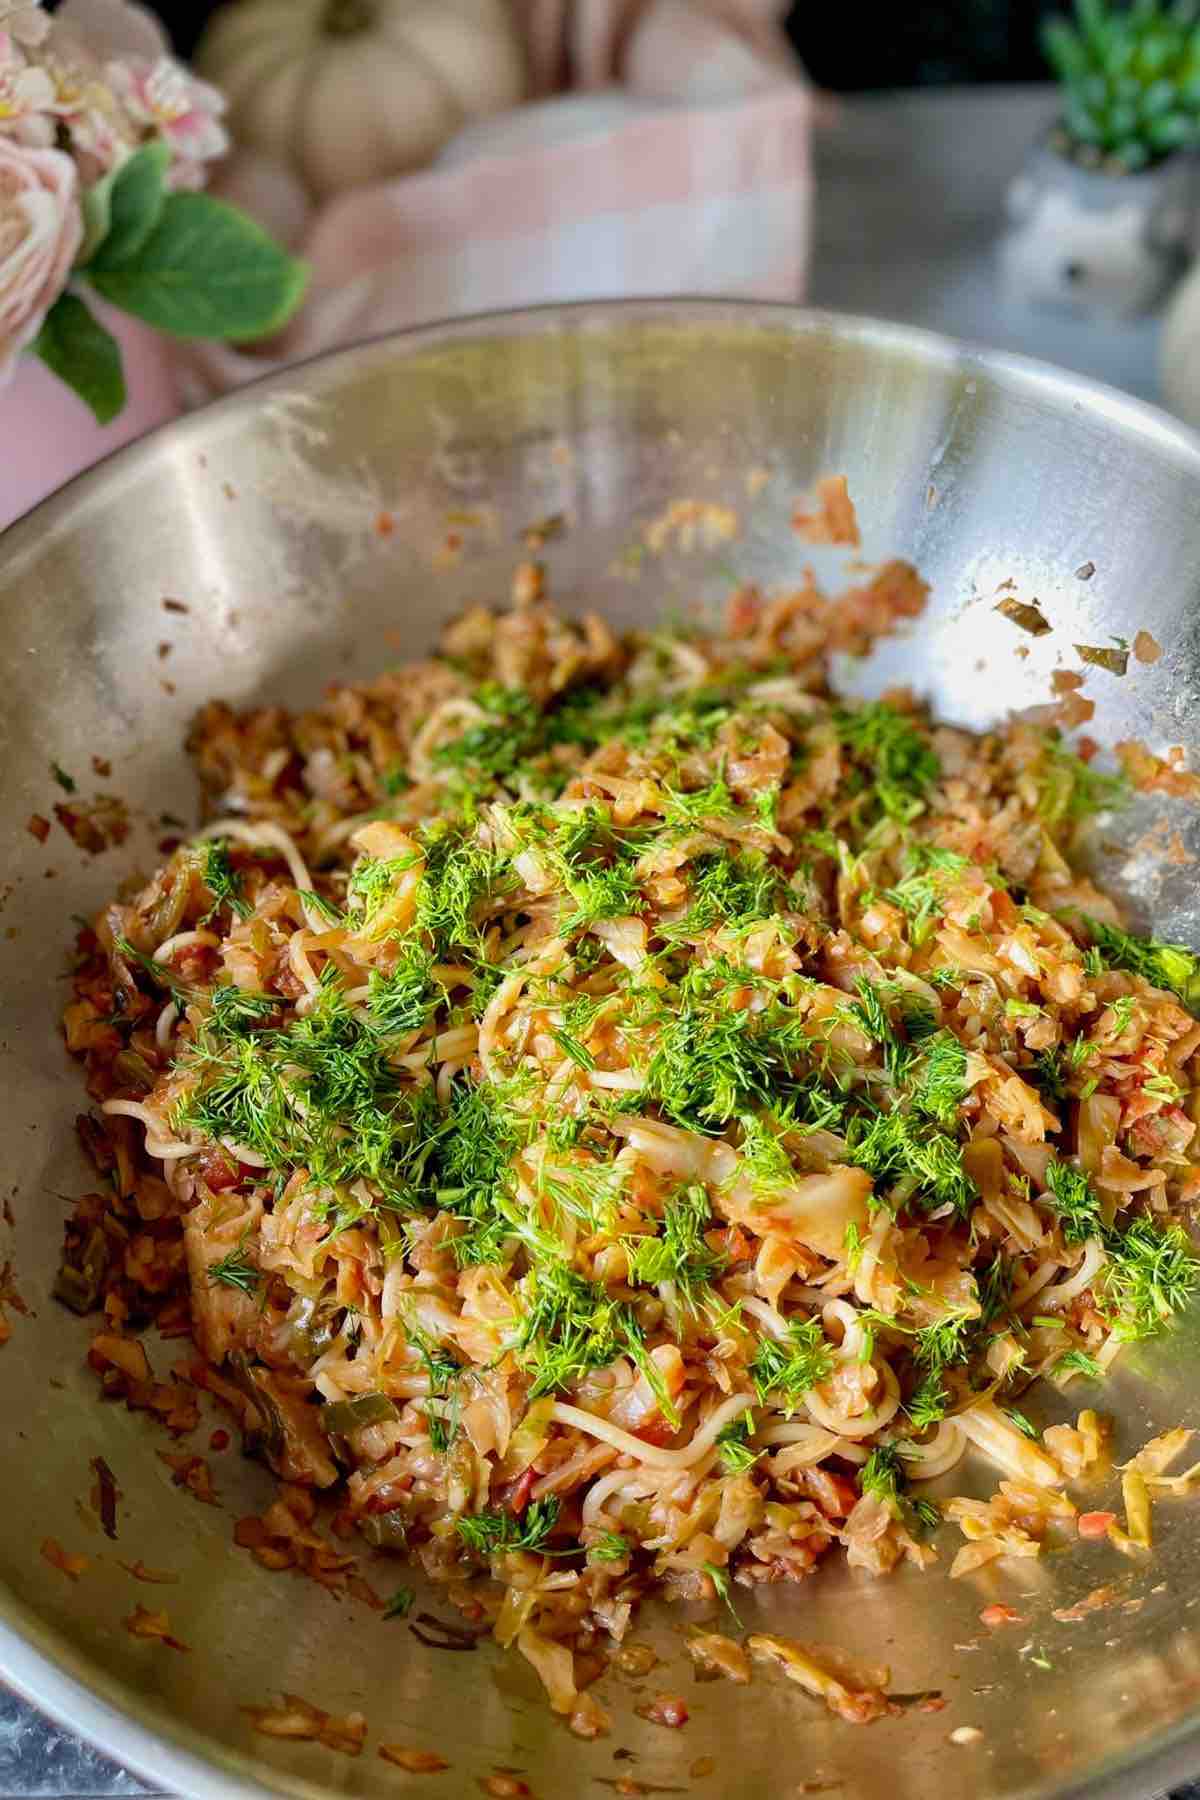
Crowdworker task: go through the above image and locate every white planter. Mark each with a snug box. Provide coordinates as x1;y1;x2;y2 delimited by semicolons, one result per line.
1000;138;1196;320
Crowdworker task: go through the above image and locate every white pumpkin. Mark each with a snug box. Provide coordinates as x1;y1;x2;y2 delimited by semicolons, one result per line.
196;0;527;202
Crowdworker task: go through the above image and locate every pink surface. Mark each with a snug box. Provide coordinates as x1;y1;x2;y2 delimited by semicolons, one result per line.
0;304;179;532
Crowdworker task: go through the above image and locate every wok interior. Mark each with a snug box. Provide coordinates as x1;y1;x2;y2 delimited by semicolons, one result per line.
3;304;1200;1799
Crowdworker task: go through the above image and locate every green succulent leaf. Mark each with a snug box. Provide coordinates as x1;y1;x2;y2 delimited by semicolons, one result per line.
1048;0;1200;162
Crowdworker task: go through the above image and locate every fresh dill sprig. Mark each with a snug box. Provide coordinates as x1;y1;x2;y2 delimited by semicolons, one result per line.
701;1560;742;1626
1043;1159;1102;1246
834;701;940;822
198;839;252;922
208;985;278;1035
367;943;437;1037
455;1497;561;1557
207;1237;259;1295
906;1367;950;1430
587;1532;629;1564
624;1185;725;1305
883;847;968;947
749;1316;832;1415
646;959;808;1128
666;849;786;937
913;1312;973;1373
296;888;344;926
844;1106;975;1218
116;934;191;998
1100;1216;1198;1342
715;1411;762;1475
513;1260;678;1424
662;777;736;829
859;1444;904;1510
847;977;913;1086
1054;1348;1102;1379
909;1029;967;1127
1082;916;1200;1012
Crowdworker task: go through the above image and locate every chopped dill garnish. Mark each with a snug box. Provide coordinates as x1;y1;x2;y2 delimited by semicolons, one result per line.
408;825;508;958
1054;1348;1102;1379
1100;1216;1198;1342
913;1312;973;1373
646;958;808;1128
906;1368;949;1431
845;1106;975;1218
50;761;76;793
587;1532;629;1564
701;1560;742;1626
669;849;786;935
382;1587;415;1619
860;1444;903;1508
910;1029;967;1127
884;847;967;947
549;1027;597;1070
749;1316;832;1415
296;888;344;925
715;1412;762;1475
1033;1045;1065;1102
199;839;252;922
367;943;436;1037
208;985;277;1035
834;701;940;821
455;1497;560;1557
625;1184;724;1304
1082;916;1200;1011
513;1260;678;1424
847;977;913;1086
115;934;191;999
1044;1159;1102;1246
662;777;736;828
176;979;440;1206
207;1238;259;1295
910;1498;941;1535
1005;1408;1038;1440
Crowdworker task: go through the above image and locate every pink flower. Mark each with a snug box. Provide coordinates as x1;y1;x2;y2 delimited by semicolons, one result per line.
0;136;80;382
106;55;227;188
0;29;56;139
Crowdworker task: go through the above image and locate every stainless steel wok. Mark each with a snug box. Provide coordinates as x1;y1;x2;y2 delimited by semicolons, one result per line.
3;302;1200;1800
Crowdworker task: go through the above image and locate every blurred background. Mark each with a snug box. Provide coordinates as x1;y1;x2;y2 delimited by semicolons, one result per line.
145;1;1068;83
116;0;1200;425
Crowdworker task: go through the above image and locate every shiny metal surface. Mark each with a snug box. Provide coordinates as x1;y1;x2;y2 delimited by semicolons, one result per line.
3;302;1200;1800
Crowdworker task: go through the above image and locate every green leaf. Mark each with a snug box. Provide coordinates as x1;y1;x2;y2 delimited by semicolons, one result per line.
1043;18;1087;78
1147;107;1200;148
87;193;309;343
86;142;171;272
31;293;126;426
79;174;115;267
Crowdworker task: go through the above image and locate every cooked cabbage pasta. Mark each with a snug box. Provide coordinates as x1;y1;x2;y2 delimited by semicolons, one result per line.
60;564;1200;1718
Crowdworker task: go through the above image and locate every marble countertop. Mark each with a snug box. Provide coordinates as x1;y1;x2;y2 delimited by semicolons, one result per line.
0;81;1185;1800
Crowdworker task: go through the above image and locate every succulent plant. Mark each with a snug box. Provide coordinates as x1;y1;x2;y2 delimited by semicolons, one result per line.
1043;0;1200;170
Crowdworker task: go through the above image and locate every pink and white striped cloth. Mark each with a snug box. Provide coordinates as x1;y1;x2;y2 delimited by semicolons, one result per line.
180;0;813;401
